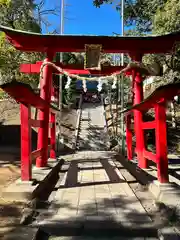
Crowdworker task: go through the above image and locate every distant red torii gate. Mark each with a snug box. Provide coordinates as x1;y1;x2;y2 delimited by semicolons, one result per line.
1;25;180;183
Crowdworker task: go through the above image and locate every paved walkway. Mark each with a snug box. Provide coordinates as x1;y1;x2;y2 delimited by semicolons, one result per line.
77;102;108;151
38;151;158;239
38;102;158;239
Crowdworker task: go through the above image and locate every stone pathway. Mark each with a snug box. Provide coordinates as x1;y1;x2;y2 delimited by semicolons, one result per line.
77;102;108;151
38;151;158;239
37;102;158;239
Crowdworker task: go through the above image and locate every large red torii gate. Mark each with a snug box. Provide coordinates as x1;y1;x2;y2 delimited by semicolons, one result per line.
1;25;180;183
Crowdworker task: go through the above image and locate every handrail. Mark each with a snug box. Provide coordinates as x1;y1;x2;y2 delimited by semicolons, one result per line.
0;81;59;112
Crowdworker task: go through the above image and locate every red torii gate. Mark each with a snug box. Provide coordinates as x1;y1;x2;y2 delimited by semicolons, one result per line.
1;25;180;183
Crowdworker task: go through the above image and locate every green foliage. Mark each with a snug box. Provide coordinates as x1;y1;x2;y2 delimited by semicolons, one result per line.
152;0;180;83
0;0;40;32
0;0;10;6
93;0;113;7
93;0;168;33
0;34;42;88
0;0;61;91
153;0;180;34
0;0;43;89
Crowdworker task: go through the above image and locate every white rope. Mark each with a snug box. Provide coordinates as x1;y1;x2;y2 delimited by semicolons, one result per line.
39;61;127;82
82;79;87;92
97;78;103;92
112;75;117;89
65;76;72;89
39;60;148;84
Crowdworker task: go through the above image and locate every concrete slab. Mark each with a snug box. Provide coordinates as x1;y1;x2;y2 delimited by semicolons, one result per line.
3;226;38;240
149;180;180;207
1;180;36;201
39;152;154;233
2;159;64;202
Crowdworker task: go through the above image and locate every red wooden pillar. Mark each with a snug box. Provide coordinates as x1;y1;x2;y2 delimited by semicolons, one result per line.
50;111;56;159
126;114;133;160
36;52;54;167
21;104;32;181
155;101;169;183
133;71;148;168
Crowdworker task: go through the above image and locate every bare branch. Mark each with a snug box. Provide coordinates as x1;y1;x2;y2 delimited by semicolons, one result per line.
39;9;60;16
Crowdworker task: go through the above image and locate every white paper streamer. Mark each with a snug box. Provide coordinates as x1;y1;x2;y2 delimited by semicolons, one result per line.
82;79;87;92
65;76;72;89
97;78;103;92
112;75;117;89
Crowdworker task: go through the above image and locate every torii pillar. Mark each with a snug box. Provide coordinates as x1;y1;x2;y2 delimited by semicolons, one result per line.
36;52;54;168
130;53;148;169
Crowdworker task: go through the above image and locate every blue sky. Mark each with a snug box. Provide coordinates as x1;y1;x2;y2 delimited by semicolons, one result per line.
40;0;125;36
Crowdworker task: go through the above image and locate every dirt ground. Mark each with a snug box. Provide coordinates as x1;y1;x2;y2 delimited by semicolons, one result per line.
0;99;78;237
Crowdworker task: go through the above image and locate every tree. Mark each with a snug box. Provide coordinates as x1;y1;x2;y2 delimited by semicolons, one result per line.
152;0;180;128
34;0;60;33
146;0;180;83
93;0;168;33
153;0;180;34
0;0;42;89
0;0;40;32
0;0;61;93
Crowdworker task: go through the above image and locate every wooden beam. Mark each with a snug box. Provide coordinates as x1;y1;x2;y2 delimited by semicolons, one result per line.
155;102;169;183
21;104;32;181
30;119;44;128
1;24;180;53
0;82;59;113
143;150;156;163
142;120;156;129
31;145;51;163
20;62;125;76
50;112;56;159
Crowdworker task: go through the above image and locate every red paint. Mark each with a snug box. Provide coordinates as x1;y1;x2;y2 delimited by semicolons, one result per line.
0;82;49;110
31;148;43;162
20;104;32;181
126;114;133;160
50;112;56;159
123;83;180;182
143;150;156;163
1;25;180;53
31;145;52;162
142;121;156;129
133;71;148;169
155;102;169;183
20;62;125;76
122;83;180;114
3;25;180;183
30;119;44;128
1;82;59;180
36;52;54;168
